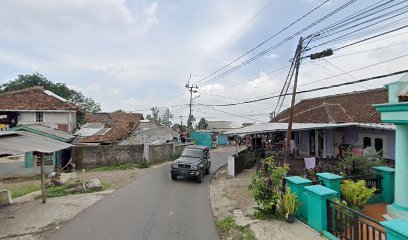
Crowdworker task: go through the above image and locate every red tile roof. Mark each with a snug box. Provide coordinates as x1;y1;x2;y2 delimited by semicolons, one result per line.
272;88;388;123
0;86;78;111
80;112;143;143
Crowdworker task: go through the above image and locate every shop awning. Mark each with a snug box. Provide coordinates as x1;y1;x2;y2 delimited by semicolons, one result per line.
0;131;72;156
224;122;395;135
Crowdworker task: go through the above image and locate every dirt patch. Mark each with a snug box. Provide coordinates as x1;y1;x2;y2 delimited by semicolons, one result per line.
210;165;325;240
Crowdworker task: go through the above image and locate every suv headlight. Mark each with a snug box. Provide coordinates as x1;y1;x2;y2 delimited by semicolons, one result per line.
191;165;198;170
171;162;177;168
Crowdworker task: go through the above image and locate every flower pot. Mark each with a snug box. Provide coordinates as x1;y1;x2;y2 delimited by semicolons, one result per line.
285;215;295;223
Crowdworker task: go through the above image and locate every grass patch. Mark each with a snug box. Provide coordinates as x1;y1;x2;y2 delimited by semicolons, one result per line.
34;179;106;199
216;217;257;240
90;161;149;172
10;184;41;198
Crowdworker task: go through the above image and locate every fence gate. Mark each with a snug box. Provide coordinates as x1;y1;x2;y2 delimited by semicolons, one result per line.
326;200;386;240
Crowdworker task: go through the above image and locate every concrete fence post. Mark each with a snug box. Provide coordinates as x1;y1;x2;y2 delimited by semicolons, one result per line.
373;166;395;204
317;172;343;199
304;185;337;233
284;176;311;220
381;219;408;240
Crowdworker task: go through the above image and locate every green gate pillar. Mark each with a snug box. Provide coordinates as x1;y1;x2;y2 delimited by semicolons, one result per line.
373;166;395;204
317;172;343;199
381;219;408;240
284;176;311;220
374;78;408;219
304;185;337;233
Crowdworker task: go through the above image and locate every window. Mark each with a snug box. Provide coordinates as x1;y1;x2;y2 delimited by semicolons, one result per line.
36;112;43;122
363;137;371;148
375;138;384;156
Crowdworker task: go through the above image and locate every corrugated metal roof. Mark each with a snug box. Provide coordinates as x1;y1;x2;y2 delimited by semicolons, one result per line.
224;122;395;135
13;124;74;141
0;131;72;155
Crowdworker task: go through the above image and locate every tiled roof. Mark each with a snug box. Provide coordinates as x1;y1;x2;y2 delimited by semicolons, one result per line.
272;88;388;123
0;86;78;111
79;112;143;143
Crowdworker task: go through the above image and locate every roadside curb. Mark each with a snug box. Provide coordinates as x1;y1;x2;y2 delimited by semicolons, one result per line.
208;158;230;240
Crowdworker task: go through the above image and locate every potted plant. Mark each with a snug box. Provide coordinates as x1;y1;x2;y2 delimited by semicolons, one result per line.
277;188;300;223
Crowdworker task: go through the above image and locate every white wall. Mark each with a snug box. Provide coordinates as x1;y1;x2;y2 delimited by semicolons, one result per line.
18;111;76;133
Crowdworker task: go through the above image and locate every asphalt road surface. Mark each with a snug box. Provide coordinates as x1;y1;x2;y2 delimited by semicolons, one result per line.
47;146;239;240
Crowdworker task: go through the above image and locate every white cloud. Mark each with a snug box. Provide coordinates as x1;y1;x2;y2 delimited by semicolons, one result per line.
265;53;279;59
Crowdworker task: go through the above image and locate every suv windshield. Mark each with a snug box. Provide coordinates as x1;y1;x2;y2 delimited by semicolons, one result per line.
181;148;203;158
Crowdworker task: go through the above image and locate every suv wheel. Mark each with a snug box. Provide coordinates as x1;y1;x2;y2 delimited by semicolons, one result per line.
196;169;203;183
205;164;210;175
171;174;177;180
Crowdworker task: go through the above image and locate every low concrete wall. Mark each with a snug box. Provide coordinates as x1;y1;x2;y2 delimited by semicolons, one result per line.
73;143;191;169
72;144;144;169
149;143;174;164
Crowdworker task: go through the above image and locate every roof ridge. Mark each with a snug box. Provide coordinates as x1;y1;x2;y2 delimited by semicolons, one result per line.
298;87;386;102
0;86;44;96
322;102;335;123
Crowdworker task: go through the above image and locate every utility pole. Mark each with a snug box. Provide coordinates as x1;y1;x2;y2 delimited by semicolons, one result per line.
284;37;304;165
284;37;334;165
179;115;183;126
185;74;199;131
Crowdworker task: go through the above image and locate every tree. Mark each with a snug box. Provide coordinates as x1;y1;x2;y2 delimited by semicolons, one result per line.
146;114;152;120
0;73;101;113
196;118;208;130
161;108;173;127
114;109;126;113
187;115;196;130
150;107;159;121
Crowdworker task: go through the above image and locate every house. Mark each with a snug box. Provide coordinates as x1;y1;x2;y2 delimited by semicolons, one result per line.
226;88;395;160
120;120;180;145
205;121;241;145
0;87;79;133
0;131;72;178
74;112;143;145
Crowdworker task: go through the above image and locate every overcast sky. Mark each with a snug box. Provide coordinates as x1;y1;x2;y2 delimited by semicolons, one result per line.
1;0;407;125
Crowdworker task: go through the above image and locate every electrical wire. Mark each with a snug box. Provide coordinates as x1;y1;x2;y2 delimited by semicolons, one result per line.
192;0;332;86
196;69;408;107
196;0;359;88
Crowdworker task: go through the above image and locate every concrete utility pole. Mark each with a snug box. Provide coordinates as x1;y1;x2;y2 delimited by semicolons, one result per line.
179;116;183;126
284;37;304;165
39;152;46;203
185;74;199;131
284;37;334;165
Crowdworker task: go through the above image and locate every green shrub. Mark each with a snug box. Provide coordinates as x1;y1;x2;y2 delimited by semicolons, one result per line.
244;151;256;169
216;217;236;234
137;160;149;168
341;180;376;210
334;150;383;177
248;156;289;216
277;188;300;219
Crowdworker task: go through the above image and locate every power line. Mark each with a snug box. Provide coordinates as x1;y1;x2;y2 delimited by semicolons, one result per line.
191;0;332;86
197;69;408;107
190;0;276;74
133;104;189;112
334;23;408;51
198;105;265;122
196;0;359;88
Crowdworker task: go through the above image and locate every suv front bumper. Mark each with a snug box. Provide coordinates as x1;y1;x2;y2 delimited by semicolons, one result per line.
170;168;200;177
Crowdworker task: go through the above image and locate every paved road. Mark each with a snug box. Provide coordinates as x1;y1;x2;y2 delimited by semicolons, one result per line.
47;147;238;240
